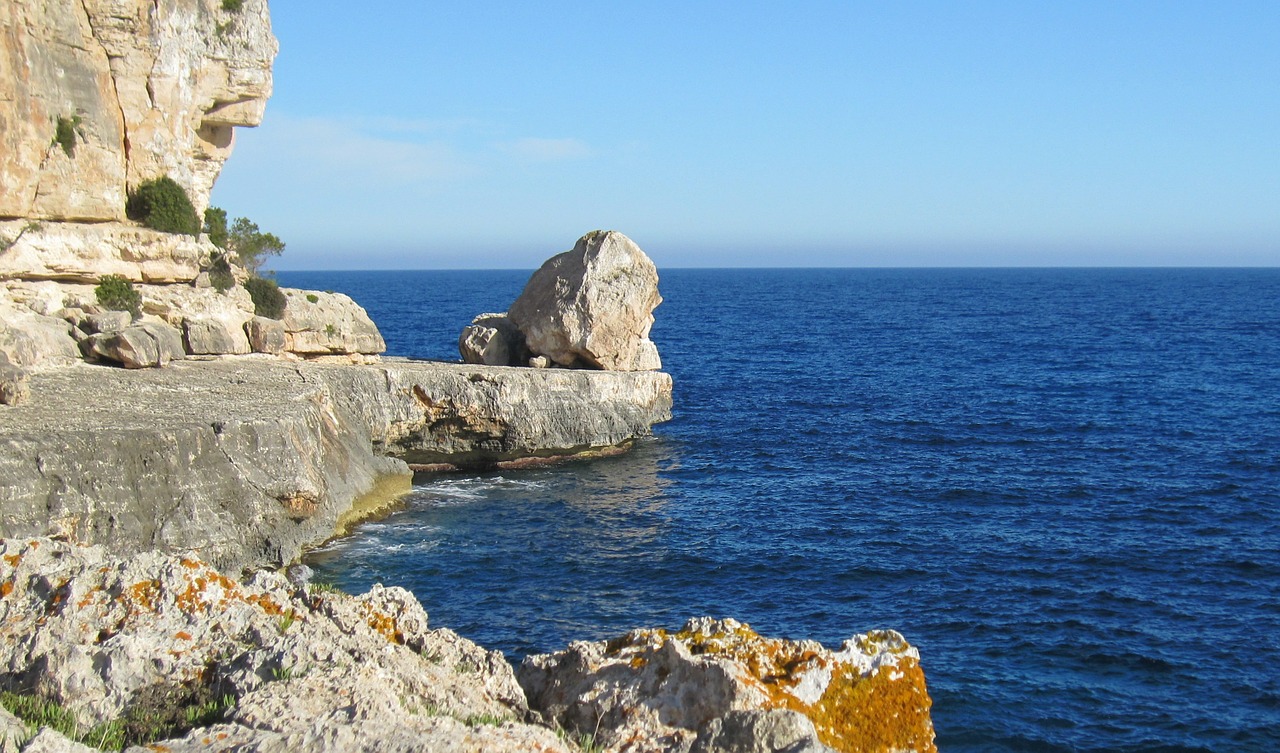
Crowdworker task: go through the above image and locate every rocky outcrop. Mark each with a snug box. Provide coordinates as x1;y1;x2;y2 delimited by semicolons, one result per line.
0;360;412;574
459;313;529;367
280;289;386;357
507;230;663;371
0;538;571;752
0;0;277;222
0;358;671;571
519;617;937;753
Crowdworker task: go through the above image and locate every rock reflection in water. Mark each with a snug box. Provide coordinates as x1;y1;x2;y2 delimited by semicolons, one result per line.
307;437;678;658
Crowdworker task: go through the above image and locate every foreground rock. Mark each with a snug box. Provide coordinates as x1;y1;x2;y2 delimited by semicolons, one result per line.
459;312;529;367
519;617;937;753
0;538;570;752
0;358;672;572
505;230;663;371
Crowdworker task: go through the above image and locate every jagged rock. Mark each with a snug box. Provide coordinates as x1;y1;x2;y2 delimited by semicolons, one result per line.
184;318;251;356
0;0;277;222
281;289;386;356
518;617;937;753
0;705;26;752
458;312;529;367
0;358;668;571
0;539;571;753
84;322;186;368
529;355;552;369
509;230;662;371
245;315;287;354
17;729;94;753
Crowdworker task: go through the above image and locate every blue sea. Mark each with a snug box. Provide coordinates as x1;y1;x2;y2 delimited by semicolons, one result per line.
281;268;1280;752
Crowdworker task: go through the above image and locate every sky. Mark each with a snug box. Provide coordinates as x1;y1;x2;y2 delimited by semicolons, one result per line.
211;1;1280;270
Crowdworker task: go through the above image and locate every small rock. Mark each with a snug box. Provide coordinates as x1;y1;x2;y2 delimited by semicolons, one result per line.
693;709;832;753
84;310;133;334
244;315;287;354
84;322;185;368
458;312;528;366
0;353;29;406
528;355;552;369
285;563;314;589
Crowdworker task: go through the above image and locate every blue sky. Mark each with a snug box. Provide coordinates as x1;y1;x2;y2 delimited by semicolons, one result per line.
212;1;1279;270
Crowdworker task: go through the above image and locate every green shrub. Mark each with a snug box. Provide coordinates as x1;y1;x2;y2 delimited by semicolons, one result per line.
54;115;82;157
207;252;235;292
244;276;286;319
306;293;319;303
126;177;199;235
95;274;141;316
203;207;228;249
221;0;244;11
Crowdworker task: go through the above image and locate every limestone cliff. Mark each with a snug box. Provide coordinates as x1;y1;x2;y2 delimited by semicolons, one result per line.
0;0;277;221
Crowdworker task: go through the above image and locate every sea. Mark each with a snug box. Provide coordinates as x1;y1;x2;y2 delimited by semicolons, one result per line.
278;267;1280;753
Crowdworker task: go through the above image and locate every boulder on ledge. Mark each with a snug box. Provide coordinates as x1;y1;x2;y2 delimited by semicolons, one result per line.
508;230;662;371
458;312;529;367
518;617;937;753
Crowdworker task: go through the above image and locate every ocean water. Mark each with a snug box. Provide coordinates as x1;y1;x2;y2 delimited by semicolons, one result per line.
281;268;1280;752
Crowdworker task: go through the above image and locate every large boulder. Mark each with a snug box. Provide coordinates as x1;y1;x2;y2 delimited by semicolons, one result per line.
83;321;185;368
458;312;529;367
508;230;662;371
518;617;937;753
281;289;386;356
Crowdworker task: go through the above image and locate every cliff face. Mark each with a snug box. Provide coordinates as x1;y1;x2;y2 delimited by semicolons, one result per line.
0;0;276;222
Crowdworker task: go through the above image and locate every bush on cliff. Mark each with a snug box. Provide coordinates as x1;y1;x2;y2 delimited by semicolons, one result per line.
227;217;285;275
126;177;200;235
203;207;229;249
245;276;287;319
95;274;142;316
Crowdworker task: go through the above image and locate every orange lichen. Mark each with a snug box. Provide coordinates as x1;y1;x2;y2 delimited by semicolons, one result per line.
175;631;192;641
633;623;936;753
3;553;20;567
124;580;162;613
0;581;12;598
359;604;404;644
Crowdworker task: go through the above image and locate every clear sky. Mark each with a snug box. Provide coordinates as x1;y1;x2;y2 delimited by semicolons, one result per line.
211;1;1279;270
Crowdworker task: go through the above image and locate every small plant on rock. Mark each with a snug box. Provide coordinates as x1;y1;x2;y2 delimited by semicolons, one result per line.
221;0;244;11
53;115;84;157
244;276;286;319
207;252;235;292
126;176;200;235
95;274;141;316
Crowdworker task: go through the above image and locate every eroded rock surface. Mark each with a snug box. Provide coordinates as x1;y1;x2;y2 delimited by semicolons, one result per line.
0;0;277;221
508;230;663;371
0;538;571;753
0;358;671;570
519;617;937;753
459;312;529;367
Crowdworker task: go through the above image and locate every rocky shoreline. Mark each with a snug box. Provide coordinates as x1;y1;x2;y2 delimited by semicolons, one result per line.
0;537;936;753
0;356;672;573
1;0;936;748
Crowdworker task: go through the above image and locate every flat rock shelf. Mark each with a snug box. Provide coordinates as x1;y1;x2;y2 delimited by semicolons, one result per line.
0;357;672;573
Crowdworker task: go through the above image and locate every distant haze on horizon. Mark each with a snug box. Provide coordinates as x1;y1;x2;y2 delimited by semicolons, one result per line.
214;2;1279;271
